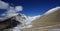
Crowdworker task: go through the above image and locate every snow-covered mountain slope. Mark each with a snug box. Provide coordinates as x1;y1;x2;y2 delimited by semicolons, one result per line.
0;13;41;31
14;14;41;29
0;13;41;29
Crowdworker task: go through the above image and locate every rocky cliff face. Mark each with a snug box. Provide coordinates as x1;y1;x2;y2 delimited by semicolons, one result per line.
0;14;31;31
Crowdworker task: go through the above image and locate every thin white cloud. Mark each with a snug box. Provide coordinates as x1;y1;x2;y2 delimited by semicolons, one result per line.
15;6;23;12
0;1;23;18
1;6;23;17
0;1;22;18
5;6;23;17
0;1;9;9
5;7;17;17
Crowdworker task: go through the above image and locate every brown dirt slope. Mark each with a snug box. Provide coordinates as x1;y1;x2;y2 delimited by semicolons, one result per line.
21;7;60;31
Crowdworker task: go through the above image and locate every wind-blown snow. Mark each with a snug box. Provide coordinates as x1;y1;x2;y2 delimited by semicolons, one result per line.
44;7;60;15
28;15;41;21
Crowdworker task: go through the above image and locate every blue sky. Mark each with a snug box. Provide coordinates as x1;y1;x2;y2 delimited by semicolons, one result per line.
0;0;60;16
